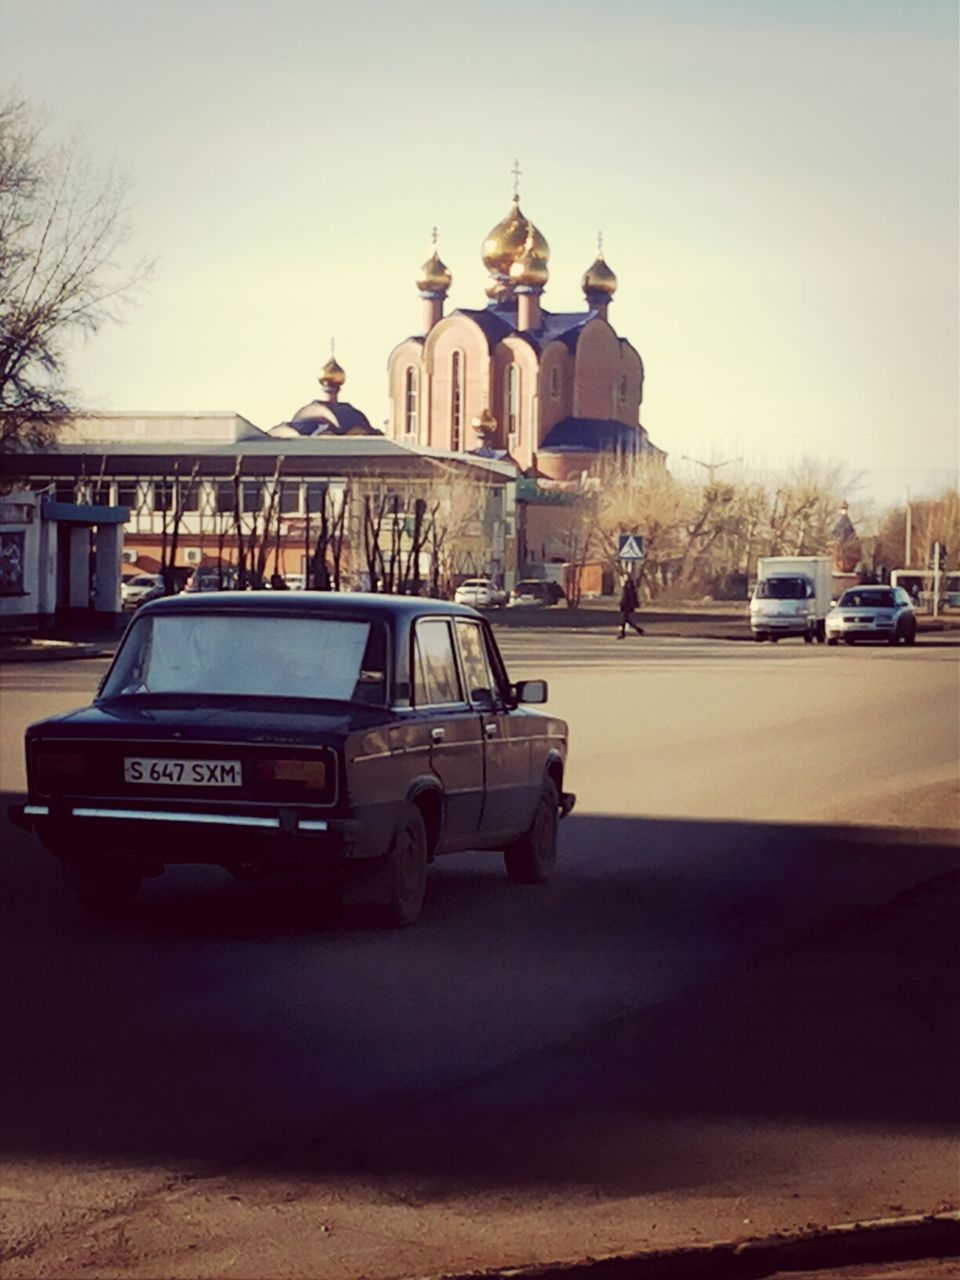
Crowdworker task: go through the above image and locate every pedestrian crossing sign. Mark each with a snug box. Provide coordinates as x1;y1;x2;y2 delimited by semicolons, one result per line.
618;533;645;561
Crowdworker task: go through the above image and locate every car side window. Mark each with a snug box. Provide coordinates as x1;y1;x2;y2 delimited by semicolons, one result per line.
413;619;464;707
479;625;515;707
455;619;498;708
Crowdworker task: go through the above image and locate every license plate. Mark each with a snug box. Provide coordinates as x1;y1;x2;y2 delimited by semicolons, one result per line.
124;757;242;787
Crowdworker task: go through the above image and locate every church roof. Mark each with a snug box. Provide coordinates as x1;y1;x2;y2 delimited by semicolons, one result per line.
453;303;596;354
539;417;645;453
281;400;379;437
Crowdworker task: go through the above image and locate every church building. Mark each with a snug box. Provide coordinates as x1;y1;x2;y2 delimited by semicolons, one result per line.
386;180;663;480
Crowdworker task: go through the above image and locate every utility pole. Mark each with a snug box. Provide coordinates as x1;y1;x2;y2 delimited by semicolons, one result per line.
932;541;942;620
681;455;742;485
905;487;912;567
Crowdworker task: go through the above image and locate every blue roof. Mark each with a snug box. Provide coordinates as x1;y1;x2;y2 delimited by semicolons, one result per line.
539;417;644;453
286;400;377;436
452;303;594;354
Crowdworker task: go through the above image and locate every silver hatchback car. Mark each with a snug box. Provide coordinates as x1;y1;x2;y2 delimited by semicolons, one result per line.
826;586;917;646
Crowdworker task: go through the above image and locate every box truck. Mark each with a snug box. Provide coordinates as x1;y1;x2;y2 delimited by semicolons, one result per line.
750;556;834;643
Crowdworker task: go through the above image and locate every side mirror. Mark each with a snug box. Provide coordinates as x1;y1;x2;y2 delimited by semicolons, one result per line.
513;679;547;705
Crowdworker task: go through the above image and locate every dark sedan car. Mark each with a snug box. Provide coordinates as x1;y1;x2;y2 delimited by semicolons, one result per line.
11;593;574;926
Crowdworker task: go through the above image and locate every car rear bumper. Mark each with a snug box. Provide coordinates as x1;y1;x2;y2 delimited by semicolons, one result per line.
9;800;364;866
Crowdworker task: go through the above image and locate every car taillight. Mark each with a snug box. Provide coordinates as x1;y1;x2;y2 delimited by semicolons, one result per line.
252;757;327;792
34;749;86;790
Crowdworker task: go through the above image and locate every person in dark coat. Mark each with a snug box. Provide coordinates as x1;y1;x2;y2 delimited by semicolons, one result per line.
617;572;644;638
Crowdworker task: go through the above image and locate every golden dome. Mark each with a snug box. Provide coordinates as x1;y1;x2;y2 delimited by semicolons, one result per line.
509;233;549;289
582;254;617;298
485;276;512;302
471;407;498;440
319;354;346;388
482;196;530;276
417;231;452;295
526;221;549;264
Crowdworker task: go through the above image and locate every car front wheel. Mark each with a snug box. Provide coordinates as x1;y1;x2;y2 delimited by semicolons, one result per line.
504;777;559;885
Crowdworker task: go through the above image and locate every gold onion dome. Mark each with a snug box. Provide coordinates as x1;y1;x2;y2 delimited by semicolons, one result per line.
482;196;529;275
582;254;617;298
482;197;550;276
319;354;346;388
509;235;549;289
417;248;451;295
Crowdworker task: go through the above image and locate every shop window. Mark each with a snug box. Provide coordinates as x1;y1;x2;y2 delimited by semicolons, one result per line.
0;531;25;595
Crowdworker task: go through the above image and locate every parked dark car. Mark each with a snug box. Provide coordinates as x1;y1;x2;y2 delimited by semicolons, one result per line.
11;593;574;926
508;579;565;608
184;566;265;592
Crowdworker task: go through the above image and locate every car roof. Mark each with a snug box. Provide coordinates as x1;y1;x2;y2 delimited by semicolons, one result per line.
139;590;479;621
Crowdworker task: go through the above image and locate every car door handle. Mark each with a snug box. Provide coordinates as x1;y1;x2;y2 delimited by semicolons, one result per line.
484;722;498;739
430;727;446;745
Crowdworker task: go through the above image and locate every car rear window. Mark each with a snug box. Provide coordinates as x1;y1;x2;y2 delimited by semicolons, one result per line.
101;614;387;703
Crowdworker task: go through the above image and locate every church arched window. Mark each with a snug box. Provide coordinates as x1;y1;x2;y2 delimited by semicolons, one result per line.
549;366;560;400
618;374;628;406
451;351;463;451
404;367;418;438
505;365;520;444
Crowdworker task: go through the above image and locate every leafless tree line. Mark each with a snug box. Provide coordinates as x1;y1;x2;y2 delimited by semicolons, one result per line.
551;456;958;603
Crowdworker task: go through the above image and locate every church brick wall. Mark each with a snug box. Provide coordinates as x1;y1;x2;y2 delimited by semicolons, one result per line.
537;344;574;445
573;319;624;420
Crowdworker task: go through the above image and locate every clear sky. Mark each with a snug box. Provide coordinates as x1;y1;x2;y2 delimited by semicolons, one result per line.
3;0;957;507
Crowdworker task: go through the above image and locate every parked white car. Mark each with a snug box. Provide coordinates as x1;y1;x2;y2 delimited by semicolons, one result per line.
121;573;162;608
453;578;507;609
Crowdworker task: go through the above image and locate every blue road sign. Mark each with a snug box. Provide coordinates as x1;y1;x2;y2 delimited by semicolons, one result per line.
618;533;645;561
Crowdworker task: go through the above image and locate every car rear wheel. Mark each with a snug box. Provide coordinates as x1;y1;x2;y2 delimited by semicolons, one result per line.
69;861;142;918
827;637;839;646
375;803;428;928
504;777;559;885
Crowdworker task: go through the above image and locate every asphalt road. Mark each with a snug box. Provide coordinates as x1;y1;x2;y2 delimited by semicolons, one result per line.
1;635;958;1279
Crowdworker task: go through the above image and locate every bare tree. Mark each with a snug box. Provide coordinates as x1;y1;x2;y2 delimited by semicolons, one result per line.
0;96;153;452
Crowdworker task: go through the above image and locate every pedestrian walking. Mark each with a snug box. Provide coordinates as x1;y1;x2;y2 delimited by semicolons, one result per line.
617;572;644;638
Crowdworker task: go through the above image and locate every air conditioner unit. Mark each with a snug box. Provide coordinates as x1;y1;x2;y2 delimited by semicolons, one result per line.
183;548;203;565
121;549;138;564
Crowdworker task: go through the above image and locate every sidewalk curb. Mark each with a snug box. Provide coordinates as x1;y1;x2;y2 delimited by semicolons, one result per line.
0;642;110;663
426;1213;960;1280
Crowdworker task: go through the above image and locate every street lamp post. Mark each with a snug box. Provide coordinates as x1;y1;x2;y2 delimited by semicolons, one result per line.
681;455;743;485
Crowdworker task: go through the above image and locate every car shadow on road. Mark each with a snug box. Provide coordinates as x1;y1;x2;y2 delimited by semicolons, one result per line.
2;795;958;1198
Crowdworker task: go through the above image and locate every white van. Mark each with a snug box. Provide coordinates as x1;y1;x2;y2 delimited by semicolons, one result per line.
750;556;833;643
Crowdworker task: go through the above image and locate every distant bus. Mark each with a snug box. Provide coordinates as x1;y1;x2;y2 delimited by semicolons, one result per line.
890;569;960;610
